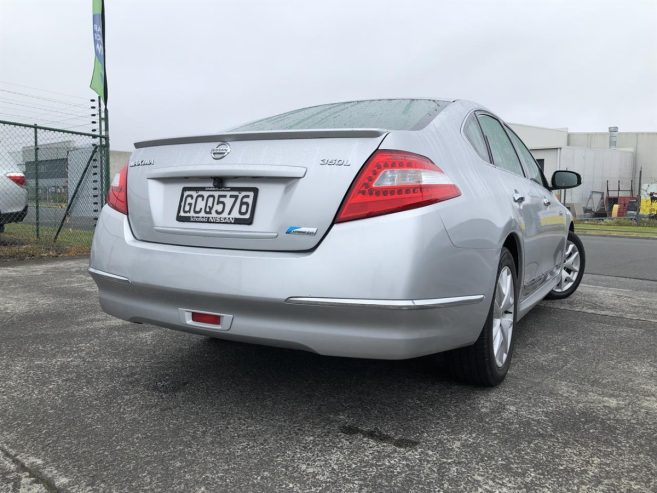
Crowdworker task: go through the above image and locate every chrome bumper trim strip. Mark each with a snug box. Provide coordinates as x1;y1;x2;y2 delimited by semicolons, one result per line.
285;295;484;310
88;267;130;283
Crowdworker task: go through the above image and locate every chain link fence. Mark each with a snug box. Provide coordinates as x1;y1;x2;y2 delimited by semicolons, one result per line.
0;120;109;258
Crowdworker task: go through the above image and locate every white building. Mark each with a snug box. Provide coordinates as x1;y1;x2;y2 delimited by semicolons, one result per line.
568;131;657;186
509;124;657;216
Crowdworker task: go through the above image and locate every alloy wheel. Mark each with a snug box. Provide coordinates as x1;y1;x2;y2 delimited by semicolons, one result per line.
553;240;581;293
492;266;514;367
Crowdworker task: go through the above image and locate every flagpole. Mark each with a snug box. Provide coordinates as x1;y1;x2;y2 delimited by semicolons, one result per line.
101;0;109;194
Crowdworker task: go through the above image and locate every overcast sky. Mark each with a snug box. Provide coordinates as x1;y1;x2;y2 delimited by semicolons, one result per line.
1;0;656;150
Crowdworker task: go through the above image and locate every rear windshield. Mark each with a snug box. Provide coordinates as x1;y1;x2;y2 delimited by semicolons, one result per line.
232;99;450;132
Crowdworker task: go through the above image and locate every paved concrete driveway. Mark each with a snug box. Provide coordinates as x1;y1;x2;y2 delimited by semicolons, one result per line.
1;241;656;491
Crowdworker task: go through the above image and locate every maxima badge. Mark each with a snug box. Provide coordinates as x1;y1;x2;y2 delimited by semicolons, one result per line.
286;226;318;236
211;142;231;160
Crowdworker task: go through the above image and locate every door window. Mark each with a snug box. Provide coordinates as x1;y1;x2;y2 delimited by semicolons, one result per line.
477;115;524;177
506;128;549;188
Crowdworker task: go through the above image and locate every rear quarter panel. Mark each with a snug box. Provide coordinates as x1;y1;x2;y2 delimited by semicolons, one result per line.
380;101;521;252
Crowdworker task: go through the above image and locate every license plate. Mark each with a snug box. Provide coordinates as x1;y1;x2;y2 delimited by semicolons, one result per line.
176;187;258;224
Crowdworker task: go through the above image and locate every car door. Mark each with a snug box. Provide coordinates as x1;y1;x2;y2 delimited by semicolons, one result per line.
505;126;567;283
476;113;545;295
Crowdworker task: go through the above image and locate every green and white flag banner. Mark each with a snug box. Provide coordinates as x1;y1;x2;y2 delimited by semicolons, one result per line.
90;0;107;102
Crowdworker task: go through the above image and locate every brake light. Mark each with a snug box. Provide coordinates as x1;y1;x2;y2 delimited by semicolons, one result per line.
107;165;128;215
6;172;26;187
335;150;461;223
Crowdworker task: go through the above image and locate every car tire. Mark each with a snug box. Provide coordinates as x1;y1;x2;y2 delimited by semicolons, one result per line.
545;231;585;300
446;247;517;387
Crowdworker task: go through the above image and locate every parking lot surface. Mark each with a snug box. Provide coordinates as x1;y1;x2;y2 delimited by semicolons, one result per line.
1;237;656;492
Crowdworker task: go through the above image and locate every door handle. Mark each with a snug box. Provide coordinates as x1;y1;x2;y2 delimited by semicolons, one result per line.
543;197;551;206
512;192;525;204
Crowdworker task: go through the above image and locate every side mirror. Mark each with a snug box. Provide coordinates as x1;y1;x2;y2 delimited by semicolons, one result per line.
551;170;581;190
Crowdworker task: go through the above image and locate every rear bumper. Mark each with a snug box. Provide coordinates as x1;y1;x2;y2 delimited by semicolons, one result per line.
0;205;28;224
89;206;498;359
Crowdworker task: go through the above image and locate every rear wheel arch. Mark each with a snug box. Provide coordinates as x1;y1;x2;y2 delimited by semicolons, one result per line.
502;233;522;283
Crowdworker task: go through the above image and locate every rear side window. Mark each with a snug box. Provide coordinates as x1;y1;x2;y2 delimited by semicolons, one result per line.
477;114;524;177
463;114;490;162
232;99;450;132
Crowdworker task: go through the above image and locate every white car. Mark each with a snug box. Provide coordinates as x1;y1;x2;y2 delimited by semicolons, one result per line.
0;167;28;233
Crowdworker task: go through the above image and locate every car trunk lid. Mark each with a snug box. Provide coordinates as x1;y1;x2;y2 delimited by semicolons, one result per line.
127;129;387;251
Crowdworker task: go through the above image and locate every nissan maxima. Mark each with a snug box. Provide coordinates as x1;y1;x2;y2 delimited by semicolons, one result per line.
89;99;585;386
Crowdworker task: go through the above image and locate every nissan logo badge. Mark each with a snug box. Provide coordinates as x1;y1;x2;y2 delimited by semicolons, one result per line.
211;142;231;160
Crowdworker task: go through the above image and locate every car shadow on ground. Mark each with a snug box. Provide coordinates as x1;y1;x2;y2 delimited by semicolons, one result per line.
119;309;543;448
138;308;540;397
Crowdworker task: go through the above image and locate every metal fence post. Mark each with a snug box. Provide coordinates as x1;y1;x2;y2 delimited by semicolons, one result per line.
103;99;110;198
104;139;110;198
33;124;39;240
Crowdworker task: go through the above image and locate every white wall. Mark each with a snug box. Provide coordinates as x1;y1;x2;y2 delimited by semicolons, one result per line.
567;132;657;188
556;147;634;205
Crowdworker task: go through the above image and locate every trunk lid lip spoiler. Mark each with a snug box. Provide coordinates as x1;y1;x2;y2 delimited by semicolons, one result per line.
134;128;388;149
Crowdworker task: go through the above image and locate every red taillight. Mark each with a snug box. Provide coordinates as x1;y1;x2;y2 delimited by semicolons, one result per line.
335;150;461;223
191;312;221;325
107;165;128;215
6;172;26;187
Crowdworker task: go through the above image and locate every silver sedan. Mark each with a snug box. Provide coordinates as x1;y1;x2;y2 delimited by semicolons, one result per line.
89;99;585;386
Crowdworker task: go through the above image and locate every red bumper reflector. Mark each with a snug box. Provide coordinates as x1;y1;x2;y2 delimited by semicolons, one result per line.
191;312;221;325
